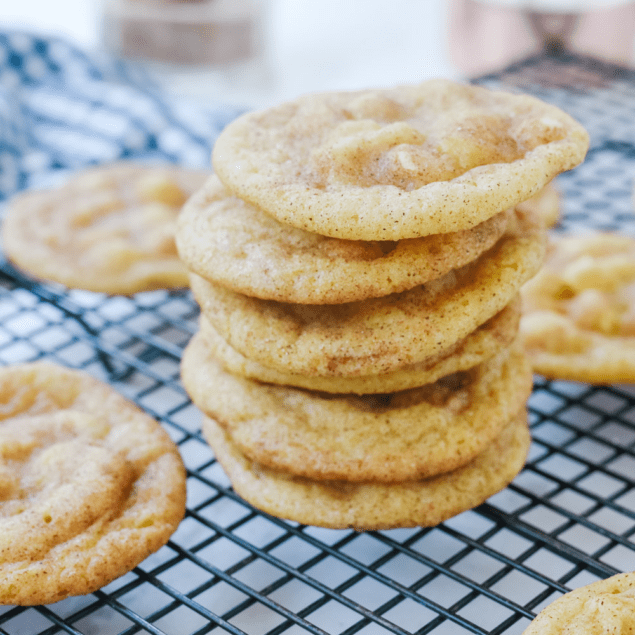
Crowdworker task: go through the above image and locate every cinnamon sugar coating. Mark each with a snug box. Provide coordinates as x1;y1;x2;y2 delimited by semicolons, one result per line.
521;231;635;382
2;163;208;294
0;362;186;606
213;79;588;240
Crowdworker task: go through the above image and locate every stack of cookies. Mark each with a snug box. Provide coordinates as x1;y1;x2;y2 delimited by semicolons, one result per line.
176;79;589;530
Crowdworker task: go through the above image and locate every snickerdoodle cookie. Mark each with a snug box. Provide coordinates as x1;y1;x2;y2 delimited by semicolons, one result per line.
2;162;208;294
212;79;588;240
520;231;635;383
522;572;635;635
194;296;519;394
0;362;186;606
201;409;530;530
176;175;512;304
181;337;531;482
190;206;545;377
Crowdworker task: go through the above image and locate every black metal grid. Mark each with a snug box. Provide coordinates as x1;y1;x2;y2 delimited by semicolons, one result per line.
1;53;635;635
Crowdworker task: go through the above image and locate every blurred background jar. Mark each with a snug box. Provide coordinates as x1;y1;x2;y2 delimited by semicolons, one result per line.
101;0;272;105
447;0;635;77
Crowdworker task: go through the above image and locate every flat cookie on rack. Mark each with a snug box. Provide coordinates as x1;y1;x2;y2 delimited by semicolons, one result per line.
190;206;545;377
212;79;589;240
522;571;635;634
0;362;187;606
2;162;208;295
176;175;512;304
181;336;531;483
520;231;635;383
193;297;519;394
201;409;530;531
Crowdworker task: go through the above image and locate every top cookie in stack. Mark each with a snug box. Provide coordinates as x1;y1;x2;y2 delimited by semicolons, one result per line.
176;79;589;530
211;78;588;241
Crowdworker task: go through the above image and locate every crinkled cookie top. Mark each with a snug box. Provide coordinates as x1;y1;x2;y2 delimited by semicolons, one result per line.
0;362;186;606
520;231;635;383
213;79;589;240
523;572;635;635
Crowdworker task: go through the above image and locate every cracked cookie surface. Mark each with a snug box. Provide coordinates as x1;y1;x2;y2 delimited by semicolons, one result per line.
522;572;635;635
191;206;545;377
201;409;530;530
0;362;186;606
176;175;512;304
521;231;635;382
212;79;588;240
182;337;531;482
192;297;520;394
3;163;208;294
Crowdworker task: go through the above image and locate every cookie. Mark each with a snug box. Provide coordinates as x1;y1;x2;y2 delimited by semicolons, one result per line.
176;175;512;304
195;296;520;394
520;231;635;383
0;362;186;606
182;335;531;482
517;182;560;228
2;162;208;295
212;79;589;240
190;206;545;377
522;572;635;634
201;409;530;530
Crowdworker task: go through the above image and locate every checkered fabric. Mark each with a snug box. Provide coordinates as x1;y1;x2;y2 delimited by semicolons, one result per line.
0;30;242;201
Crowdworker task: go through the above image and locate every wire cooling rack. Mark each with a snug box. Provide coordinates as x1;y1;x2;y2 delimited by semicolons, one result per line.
1;52;635;635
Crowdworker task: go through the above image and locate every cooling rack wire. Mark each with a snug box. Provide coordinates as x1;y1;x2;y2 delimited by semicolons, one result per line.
1;51;635;635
